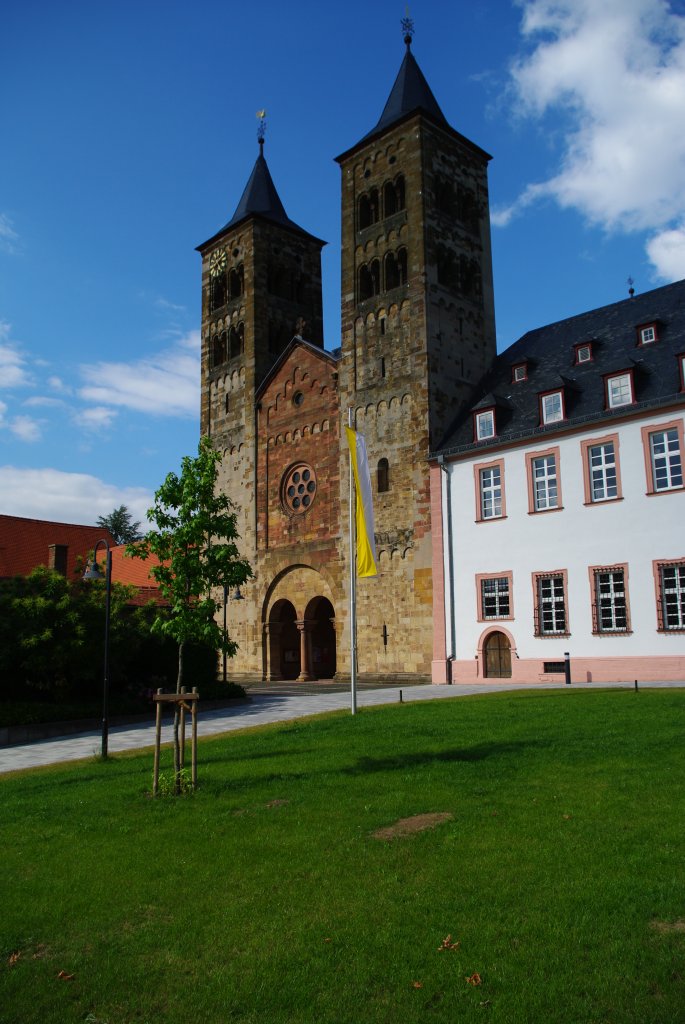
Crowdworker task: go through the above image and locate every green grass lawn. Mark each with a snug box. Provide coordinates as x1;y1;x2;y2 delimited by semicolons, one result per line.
2;688;684;1024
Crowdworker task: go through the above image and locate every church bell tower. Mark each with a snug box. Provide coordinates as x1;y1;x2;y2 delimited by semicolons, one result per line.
334;19;497;678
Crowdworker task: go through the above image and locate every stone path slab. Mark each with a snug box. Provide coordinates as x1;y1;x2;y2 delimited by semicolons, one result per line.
1;679;682;776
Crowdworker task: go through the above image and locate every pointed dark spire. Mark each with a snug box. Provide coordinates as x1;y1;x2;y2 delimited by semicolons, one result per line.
367;45;448;140
336;24;454;162
197;138;324;251
225;148;293;230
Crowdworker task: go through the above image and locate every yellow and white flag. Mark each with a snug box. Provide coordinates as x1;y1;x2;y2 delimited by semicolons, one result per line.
345;426;377;578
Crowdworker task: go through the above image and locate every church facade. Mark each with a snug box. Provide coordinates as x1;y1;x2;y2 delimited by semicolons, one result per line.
196;31;496;683
197;26;685;687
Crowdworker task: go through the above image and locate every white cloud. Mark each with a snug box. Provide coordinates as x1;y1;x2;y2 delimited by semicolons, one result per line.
24;396;68;409
78;329;200;417
0;400;6;424
0;465;153;526
48;376;72;393
154;296;186;313
646;222;685;278
0;323;32;388
0;213;19;253
9;415;42;442
498;0;685;279
73;405;118;431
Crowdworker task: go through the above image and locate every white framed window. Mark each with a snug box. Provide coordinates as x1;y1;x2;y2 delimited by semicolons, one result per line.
640;324;656;345
541;391;563;424
532;454;559;510
576;345;592;364
593;568;629;633
479;465;502;519
475;410;495;441
650;428;683;491
534;573;568;636
481;576;511;619
657;563;685;630
607;373;633;408
513;363;527;383
588;441;618;501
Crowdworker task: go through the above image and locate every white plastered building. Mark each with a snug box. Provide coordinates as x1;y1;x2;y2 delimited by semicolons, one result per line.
430;280;685;684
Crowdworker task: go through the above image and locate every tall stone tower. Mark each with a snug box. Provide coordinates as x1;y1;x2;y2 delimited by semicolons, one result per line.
196;132;325;674
335;23;497;678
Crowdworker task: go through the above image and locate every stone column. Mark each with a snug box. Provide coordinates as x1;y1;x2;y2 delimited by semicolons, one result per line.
295;621;314;682
263;621;283;682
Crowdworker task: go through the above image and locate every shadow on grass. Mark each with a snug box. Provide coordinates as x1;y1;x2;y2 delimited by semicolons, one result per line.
346;740;545;775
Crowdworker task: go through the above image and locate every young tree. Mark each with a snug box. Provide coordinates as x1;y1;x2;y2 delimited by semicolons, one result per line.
127;437;252;788
96;505;143;545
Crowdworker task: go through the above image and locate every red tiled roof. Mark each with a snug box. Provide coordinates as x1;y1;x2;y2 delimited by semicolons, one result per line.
96;546;169;606
0;515;115;580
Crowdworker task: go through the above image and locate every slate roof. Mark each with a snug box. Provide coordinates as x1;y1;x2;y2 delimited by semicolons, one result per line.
364;44;447;139
432;278;685;459
197;146;324;252
335;42;491;163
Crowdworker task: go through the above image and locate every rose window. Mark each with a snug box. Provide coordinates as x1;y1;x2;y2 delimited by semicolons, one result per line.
282;463;317;514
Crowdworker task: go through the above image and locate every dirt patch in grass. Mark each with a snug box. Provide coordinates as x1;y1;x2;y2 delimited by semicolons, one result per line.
651;919;685;933
372;812;453;841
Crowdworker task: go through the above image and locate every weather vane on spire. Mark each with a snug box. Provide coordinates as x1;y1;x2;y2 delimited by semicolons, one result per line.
256;109;267;151
401;6;414;47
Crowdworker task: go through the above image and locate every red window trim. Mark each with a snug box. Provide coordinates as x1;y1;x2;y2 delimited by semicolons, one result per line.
636;321;659;347
603;368;635;410
573;342;593;365
538;388;566;426
511;362;528;383
473;407;497;443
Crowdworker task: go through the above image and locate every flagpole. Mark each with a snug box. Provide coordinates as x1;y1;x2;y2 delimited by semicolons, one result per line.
348;406;357;715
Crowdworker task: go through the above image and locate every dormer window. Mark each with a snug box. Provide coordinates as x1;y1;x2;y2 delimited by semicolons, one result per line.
638;322;658;346
679;354;685;392
512;363;527;383
475;409;495;441
575;343;592;365
540;390;564;425
606;371;634;409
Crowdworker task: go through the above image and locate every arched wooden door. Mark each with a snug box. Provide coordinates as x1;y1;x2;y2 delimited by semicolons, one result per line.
484;631;512;678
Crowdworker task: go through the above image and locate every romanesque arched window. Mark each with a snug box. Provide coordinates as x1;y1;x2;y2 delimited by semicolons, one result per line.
210;272;227;312
229;264;244;300
437;245;459;292
459;256;482;300
457;185;479;234
435;176;455;217
358;259;381;302
397;247;407;286
384;251;400;291
358;188;379;230
212;333;227;368
377;458;390;493
228;322;245;360
383;175;405;217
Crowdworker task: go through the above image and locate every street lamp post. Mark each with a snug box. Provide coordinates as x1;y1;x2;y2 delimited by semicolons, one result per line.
83;539;113;758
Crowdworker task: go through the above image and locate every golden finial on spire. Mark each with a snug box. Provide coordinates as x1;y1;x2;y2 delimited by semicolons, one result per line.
256;109;267;150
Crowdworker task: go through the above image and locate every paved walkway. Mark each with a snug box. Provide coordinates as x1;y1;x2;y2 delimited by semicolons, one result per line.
1;679;682;775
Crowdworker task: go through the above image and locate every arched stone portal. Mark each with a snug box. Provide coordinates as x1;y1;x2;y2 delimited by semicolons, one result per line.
304;596;336;679
267;599;300;680
263;566;337;682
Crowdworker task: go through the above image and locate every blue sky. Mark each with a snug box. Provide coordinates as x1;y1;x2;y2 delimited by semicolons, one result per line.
2;0;685;526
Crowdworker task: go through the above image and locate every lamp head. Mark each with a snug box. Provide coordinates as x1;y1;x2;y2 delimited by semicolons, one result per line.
83;560;104;581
